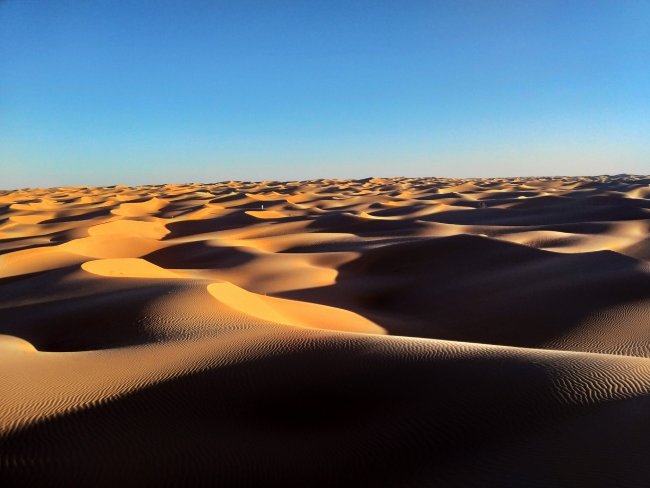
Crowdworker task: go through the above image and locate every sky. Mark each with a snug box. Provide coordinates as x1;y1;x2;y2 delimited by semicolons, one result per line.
1;0;649;188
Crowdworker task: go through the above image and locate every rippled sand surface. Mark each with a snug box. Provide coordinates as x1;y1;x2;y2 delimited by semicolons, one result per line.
3;175;650;486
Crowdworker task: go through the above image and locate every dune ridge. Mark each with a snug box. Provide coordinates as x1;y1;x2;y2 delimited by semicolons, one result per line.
2;175;650;486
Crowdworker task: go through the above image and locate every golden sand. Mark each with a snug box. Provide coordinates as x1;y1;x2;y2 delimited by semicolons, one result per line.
2;175;650;485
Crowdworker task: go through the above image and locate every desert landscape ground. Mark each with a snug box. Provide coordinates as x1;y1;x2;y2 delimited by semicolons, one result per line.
2;174;650;486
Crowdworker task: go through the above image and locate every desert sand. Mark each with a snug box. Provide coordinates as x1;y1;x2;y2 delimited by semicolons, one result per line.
2;175;650;486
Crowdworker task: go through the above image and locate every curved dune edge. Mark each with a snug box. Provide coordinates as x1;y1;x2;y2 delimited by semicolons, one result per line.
207;282;386;335
0;335;37;353
81;258;186;279
245;210;288;219
8;213;56;224
111;197;170;217
193;247;358;294
222;232;359;253
0;247;87;279
60;235;164;258
88;219;170;239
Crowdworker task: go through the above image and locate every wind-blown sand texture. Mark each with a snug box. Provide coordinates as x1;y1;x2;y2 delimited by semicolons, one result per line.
2;175;650;486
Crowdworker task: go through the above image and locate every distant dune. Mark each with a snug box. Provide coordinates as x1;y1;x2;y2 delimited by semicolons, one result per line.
2;175;650;486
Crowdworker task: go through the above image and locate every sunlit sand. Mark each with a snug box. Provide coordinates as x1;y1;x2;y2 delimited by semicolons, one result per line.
2;175;650;485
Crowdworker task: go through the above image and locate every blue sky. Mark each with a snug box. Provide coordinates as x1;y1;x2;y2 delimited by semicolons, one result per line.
1;0;649;188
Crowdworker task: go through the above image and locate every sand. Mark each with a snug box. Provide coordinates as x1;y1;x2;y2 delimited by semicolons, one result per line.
2;175;650;486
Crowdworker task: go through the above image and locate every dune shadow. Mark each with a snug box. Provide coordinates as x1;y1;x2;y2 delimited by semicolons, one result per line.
281;234;650;354
144;240;256;269
0;267;185;351
39;208;113;224
0;337;577;486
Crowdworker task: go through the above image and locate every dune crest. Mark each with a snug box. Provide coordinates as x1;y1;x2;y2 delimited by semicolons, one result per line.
3;175;650;485
0;335;37;353
207;282;385;334
88;219;169;239
81;258;186;279
245;210;288;219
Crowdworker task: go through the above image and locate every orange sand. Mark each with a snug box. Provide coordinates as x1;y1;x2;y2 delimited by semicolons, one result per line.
2;175;650;485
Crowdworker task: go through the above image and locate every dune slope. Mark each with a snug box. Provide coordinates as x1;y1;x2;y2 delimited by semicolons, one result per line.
2;175;650;486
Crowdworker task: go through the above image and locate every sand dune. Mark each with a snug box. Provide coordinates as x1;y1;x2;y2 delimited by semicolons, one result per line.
81;258;187;279
2;175;650;486
207;282;384;334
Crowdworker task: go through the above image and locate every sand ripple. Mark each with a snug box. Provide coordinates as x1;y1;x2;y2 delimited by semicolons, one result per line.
3;175;650;485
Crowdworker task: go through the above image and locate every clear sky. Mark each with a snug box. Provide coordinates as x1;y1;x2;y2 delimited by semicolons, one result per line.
1;0;649;188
